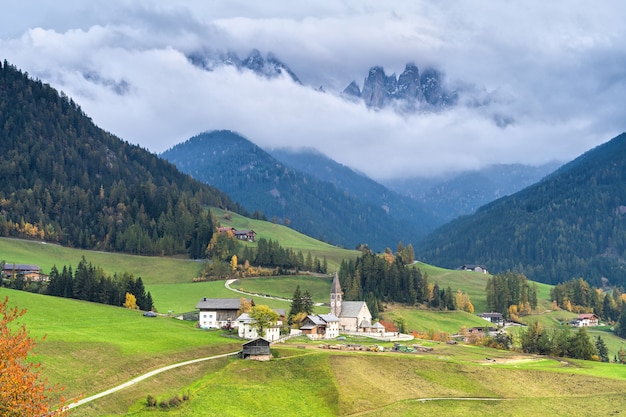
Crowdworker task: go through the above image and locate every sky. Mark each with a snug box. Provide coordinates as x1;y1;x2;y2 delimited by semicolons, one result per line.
2;1;625;180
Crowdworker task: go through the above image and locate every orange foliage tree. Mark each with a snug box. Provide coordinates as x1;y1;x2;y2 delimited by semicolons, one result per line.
0;297;68;416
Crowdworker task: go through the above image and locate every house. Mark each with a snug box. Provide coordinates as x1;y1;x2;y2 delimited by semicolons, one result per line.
241;338;271;361
236;309;285;342
2;263;45;281
570;313;600;327
196;298;254;329
233;229;256;242
330;272;373;332
300;313;340;340
217;226;236;234
457;264;489;274
478;312;504;326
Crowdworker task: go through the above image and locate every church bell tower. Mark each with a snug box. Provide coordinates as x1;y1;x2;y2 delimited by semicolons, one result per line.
330;272;342;317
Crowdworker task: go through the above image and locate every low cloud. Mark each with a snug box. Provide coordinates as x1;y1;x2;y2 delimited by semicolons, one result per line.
1;1;625;180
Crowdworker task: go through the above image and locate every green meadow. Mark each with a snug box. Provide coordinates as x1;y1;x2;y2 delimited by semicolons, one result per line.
3;232;626;416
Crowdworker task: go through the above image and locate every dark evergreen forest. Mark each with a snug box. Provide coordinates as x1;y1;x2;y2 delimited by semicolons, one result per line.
0;61;246;257
417;132;626;287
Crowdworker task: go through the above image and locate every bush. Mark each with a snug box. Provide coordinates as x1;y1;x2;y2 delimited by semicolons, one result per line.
146;395;157;408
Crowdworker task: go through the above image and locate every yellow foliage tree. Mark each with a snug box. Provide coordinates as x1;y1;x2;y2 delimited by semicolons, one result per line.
230;255;238;271
238;298;253;315
124;292;137;310
465;300;475;314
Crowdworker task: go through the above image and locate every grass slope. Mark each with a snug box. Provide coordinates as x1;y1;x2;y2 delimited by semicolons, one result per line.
212;207;360;272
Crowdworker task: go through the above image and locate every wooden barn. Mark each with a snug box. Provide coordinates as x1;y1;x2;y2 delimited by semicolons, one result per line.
241;338;271;361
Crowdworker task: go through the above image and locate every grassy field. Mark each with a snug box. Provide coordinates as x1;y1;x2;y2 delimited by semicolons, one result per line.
232;275;333;304
86;341;626;417
416;261;554;314
6;233;626;416
211;207;360;272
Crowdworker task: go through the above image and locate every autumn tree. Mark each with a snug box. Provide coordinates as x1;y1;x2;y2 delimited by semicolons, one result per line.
0;297;68;416
249;305;279;338
124;292;137;309
238;298;253;316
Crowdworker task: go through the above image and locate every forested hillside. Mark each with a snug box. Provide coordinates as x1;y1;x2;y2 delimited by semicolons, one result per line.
417;133;626;287
161;130;427;251
0;61;245;257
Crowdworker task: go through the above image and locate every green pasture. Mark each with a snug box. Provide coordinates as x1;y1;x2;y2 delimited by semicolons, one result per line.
416;261;554;314
0;288;241;406
381;308;491;334
232;275;332;304
211;207;359;271
112;343;626;417
0;237;203;285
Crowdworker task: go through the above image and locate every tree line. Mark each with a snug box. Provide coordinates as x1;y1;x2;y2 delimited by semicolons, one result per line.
485;271;538;319
338;247;472;318
202;235;328;280
46;257;153;311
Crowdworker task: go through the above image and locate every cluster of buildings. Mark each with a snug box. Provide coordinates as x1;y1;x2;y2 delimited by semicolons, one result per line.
195;273;384;344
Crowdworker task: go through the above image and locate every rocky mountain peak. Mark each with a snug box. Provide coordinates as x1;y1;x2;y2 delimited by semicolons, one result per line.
345;63;457;109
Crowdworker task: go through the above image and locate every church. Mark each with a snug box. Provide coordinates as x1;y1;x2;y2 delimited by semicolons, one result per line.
330;272;373;332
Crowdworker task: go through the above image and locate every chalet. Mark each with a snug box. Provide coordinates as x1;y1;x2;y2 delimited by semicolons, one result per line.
241;338;271;361
217;226;236;234
236;309;286;342
300;314;340;340
2;263;45;281
457;264;489;274
233;229;256;242
478;312;504;326
196;298;254;329
570;313;600;327
330;272;373;332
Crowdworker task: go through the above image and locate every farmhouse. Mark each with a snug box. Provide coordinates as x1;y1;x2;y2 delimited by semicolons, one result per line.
233;229;256;242
196;298;253;329
300;313;340;340
236;309;286;342
478;312;504;326
241;338;271;361
570;313;600;327
457;264;489;274
2;263;45;281
330;272;373;332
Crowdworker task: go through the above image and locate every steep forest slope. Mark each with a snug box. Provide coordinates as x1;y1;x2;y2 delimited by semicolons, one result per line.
417;132;626;287
0;61;244;258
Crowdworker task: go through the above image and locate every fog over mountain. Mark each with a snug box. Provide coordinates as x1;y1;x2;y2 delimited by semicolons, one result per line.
2;1;625;180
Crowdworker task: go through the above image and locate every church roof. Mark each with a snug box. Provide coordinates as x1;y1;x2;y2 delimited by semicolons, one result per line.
338;301;367;318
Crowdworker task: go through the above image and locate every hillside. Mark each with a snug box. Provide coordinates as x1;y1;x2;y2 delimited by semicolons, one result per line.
384;162;561;225
0;61;246;258
161;130;429;251
416;132;626;287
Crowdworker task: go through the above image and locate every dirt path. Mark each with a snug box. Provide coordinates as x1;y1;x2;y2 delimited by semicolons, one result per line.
66;350;240;410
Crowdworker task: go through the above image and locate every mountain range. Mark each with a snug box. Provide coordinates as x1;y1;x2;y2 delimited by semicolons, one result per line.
186;49;456;112
160;130;434;251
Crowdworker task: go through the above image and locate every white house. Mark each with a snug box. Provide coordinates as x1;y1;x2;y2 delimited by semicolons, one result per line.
196;298;253;329
235;309;285;342
570;313;600;327
300;313;341;340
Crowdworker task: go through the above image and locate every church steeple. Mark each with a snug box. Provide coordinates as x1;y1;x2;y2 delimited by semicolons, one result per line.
330;272;342;317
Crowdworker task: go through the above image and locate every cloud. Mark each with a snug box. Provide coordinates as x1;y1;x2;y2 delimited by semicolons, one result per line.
1;1;625;180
